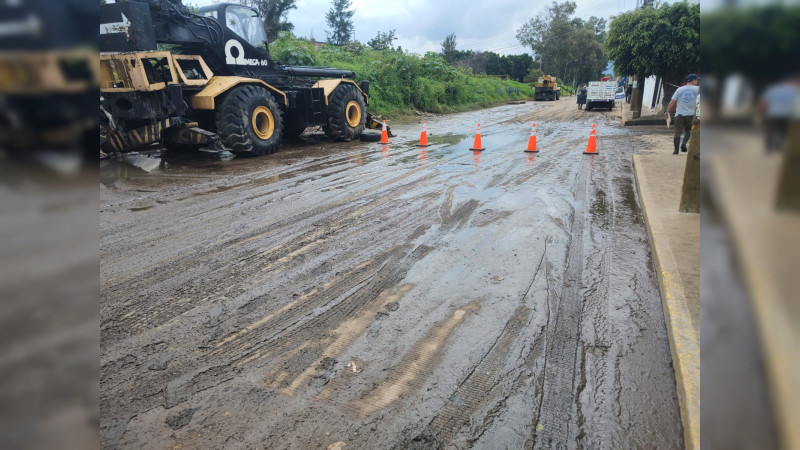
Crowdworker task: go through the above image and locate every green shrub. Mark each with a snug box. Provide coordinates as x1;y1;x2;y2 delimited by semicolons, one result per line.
269;34;536;118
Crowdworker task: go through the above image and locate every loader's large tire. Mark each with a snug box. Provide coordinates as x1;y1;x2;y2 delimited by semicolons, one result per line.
323;84;366;141
215;84;283;156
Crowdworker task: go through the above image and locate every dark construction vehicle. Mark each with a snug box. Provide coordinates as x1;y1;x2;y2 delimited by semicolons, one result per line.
100;0;385;156
0;0;97;161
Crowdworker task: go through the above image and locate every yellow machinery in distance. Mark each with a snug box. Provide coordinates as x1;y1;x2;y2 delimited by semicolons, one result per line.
534;75;560;101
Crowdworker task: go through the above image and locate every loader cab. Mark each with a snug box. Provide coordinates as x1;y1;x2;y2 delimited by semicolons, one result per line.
198;4;267;49
196;3;276;77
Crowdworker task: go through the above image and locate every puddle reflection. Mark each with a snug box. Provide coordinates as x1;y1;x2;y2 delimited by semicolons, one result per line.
472;150;482;167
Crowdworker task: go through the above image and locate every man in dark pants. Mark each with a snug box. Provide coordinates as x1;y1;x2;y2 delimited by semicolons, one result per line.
577;85;587;109
625;84;632;103
668;74;700;154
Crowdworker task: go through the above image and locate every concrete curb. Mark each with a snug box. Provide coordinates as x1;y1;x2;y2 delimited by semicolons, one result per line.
624;116;666;126
632;155;700;450
710;154;800;450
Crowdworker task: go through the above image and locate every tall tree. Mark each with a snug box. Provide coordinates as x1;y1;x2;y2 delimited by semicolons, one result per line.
441;33;458;63
257;0;297;42
325;0;355;46
605;2;699;112
508;54;534;83
367;30;397;51
237;0;296;42
516;1;607;86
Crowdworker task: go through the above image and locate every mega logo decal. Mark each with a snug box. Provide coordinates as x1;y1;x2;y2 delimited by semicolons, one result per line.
224;40;269;66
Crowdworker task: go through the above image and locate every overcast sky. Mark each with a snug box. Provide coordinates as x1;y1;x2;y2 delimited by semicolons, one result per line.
191;0;643;55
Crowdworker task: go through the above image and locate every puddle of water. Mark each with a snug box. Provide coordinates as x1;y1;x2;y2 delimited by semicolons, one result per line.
616;177;643;225
590;188;608;226
427;133;467;146
101;149;238;188
472;151;482;167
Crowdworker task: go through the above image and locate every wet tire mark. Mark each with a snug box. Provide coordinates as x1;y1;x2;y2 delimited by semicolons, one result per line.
532;157;589;449
101;174;438;342
397;243;549;447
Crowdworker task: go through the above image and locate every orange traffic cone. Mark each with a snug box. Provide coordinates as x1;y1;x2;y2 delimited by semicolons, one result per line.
470;123;485;151
418;120;430;147
524;123;538;153
584;125;597;154
379;120;389;144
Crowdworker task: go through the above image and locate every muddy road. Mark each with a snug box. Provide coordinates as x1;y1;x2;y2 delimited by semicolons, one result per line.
100;98;683;449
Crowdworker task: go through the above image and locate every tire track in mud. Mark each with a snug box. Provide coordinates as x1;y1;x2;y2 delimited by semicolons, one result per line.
101;171;440;342
571;133;682;447
532;156;590;449
102;139;477;299
101;239;433;428
102;159;429;289
574;145;618;446
258;183;481;397
100;178;483;436
100;152;366;249
396;243;549;448
349;301;482;418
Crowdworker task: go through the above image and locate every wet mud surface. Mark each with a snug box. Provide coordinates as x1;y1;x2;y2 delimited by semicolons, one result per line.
100;99;682;448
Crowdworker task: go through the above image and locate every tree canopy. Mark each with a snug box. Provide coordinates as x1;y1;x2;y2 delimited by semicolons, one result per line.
701;5;800;84
238;0;296;42
604;2;699;85
438;33;533;82
325;0;354;46
516;1;607;86
441;33;458;63
257;0;297;42
367;30;397;51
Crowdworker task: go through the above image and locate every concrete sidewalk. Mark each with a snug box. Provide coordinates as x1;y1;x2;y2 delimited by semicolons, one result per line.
632;153;700;450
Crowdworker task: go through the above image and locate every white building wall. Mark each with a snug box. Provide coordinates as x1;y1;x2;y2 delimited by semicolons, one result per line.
641;75;662;115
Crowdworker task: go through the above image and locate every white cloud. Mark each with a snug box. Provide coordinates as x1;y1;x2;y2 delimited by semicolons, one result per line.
192;0;635;55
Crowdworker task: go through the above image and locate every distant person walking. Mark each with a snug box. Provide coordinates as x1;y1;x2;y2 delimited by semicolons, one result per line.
625;84;632;103
577;85;587;110
667;74;700;154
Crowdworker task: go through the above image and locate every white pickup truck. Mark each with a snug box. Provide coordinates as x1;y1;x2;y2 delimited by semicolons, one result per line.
585;81;616;111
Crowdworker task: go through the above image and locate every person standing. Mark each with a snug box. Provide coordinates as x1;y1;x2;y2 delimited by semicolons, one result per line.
668;74;700;154
625;84;632;103
577;85;587;110
758;74;799;152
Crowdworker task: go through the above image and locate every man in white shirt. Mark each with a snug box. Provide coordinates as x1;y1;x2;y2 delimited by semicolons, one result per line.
668;74;700;154
758;75;799;151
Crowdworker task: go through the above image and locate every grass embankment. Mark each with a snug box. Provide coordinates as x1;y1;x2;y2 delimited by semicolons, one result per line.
270;35;535;119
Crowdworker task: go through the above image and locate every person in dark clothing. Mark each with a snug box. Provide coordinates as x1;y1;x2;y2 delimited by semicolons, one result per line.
577;85;587;110
625;84;632;103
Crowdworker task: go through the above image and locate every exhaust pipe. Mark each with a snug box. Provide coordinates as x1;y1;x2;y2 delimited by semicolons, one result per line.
283;66;355;78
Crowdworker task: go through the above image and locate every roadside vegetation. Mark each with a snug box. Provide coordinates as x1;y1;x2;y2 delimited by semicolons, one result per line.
271;34;534;118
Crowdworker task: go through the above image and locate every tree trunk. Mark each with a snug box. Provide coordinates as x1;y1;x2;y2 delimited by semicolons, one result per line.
661;75;680;115
775;121;800;211
631;76;644;119
679;118;701;213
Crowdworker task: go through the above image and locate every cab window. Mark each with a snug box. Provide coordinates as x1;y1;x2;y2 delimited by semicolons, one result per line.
225;6;267;48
